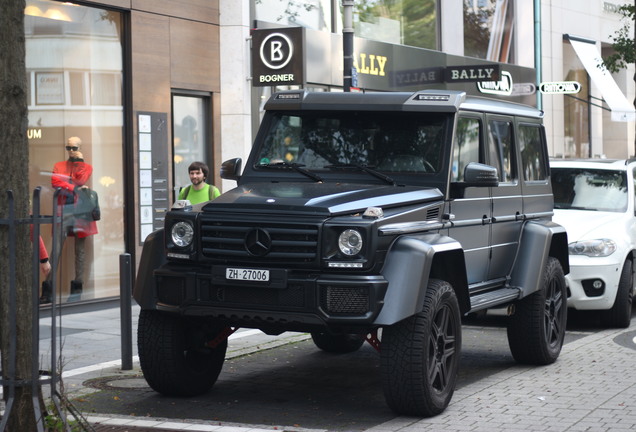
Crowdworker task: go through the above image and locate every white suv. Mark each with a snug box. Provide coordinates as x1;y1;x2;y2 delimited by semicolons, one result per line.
551;159;636;327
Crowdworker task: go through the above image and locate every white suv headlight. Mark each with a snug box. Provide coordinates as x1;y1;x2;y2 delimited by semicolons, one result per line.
338;229;363;256
171;221;194;248
568;239;617;257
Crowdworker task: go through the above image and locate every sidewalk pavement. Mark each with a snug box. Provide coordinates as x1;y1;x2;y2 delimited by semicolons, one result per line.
38;302;636;432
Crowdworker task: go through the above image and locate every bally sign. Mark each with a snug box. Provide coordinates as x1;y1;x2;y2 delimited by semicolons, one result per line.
445;65;500;83
252;28;304;87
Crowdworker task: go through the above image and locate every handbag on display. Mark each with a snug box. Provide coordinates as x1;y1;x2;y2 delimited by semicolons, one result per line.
75;188;101;221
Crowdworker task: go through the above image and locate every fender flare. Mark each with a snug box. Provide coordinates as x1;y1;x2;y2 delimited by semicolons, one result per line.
510;220;569;297
373;233;469;326
133;228;166;309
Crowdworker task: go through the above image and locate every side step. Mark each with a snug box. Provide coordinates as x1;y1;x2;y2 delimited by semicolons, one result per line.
468;287;521;313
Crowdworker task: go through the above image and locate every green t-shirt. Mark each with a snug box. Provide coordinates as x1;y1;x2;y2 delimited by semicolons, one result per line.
178;183;221;204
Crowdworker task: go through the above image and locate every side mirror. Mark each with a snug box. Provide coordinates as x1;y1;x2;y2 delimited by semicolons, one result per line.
463;162;499;187
450;162;499;199
220;158;242;181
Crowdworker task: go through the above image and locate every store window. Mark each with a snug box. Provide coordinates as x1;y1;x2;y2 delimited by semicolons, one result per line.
172;95;209;200
353;0;438;49
562;42;590;158
464;0;515;63
25;0;125;301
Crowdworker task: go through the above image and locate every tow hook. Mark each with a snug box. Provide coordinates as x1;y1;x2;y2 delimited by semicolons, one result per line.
205;326;238;348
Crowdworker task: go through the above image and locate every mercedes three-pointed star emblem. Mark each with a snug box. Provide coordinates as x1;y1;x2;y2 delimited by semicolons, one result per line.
244;228;272;256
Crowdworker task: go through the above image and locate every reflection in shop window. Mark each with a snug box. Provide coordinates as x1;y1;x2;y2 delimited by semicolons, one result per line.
254;0;333;32
464;0;515;63
70;71;86;105
25;0;125;302
91;73;122;105
353;0;438;50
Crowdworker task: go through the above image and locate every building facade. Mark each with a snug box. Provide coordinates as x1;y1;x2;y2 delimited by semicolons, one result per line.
24;0;634;303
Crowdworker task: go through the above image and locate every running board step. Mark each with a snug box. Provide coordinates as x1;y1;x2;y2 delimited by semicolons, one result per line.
468;287;521;313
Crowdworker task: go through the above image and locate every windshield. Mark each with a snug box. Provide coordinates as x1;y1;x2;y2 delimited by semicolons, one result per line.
255;110;449;174
552;167;628;212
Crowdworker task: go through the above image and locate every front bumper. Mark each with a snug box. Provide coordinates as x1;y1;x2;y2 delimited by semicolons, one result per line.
152;263;389;332
566;260;622;311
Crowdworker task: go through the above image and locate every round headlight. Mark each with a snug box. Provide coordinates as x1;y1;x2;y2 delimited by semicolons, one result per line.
171;221;194;248
338;229;363;256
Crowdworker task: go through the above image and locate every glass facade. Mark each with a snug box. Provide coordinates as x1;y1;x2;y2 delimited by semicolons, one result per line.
562;41;590;158
25;0;125;301
463;0;515;63
172;95;209;200
254;0;439;52
254;0;336;32
353;0;438;50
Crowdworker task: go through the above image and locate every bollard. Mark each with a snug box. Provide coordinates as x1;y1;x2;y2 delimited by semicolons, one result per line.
119;253;133;370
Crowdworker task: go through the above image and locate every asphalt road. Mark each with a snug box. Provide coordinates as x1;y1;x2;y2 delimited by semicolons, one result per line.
70;309;621;432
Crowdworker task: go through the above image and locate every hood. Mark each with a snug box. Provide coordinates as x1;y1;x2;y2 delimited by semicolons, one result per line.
202;182;443;216
552;209;626;242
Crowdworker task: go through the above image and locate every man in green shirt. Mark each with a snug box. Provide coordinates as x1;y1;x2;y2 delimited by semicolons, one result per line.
178;161;221;204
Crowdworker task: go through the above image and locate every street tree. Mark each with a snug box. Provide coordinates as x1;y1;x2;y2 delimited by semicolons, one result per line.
0;0;43;429
603;3;636;75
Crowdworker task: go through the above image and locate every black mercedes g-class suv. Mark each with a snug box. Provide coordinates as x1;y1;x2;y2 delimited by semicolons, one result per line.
134;90;569;417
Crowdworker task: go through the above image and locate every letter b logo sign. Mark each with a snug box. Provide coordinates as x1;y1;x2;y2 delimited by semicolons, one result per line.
260;33;293;70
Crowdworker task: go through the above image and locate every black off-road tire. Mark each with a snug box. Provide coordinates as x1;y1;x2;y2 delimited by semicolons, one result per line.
507;257;567;365
310;332;366;353
137;310;227;396
381;279;461;417
600;258;633;328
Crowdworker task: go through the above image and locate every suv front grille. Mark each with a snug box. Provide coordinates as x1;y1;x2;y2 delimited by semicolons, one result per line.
200;220;320;264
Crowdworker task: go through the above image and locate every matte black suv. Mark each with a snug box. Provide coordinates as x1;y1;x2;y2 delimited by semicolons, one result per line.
134;90;569;417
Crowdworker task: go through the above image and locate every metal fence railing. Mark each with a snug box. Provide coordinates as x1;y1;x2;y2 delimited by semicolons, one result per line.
0;187;90;431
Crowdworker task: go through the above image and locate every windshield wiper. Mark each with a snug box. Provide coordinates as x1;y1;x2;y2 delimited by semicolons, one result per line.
326;163;397;186
259;161;324;183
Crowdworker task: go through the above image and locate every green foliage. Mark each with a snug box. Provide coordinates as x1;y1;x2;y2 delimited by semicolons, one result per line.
604;4;636;73
43;413;81;432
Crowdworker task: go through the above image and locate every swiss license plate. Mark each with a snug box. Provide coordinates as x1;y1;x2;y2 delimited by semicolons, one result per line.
226;268;270;282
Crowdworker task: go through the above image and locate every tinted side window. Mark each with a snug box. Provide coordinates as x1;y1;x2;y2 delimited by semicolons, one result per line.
518;124;547;181
488;119;515;183
452;117;481;181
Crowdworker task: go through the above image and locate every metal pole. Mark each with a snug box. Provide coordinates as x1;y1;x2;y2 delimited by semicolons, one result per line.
342;0;354;92
119;253;133;370
534;0;542;110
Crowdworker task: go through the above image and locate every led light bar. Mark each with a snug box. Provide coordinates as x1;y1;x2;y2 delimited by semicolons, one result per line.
328;262;363;268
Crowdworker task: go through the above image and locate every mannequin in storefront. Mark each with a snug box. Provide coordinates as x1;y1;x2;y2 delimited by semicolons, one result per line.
178;161;221;205
40;136;98;304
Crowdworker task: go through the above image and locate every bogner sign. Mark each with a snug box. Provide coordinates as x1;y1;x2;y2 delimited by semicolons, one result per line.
252;28;304;87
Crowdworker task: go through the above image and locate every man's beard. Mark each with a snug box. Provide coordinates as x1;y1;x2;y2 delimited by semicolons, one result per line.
191;178;203;186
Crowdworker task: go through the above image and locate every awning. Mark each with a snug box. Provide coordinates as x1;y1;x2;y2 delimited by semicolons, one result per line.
566;34;635;122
